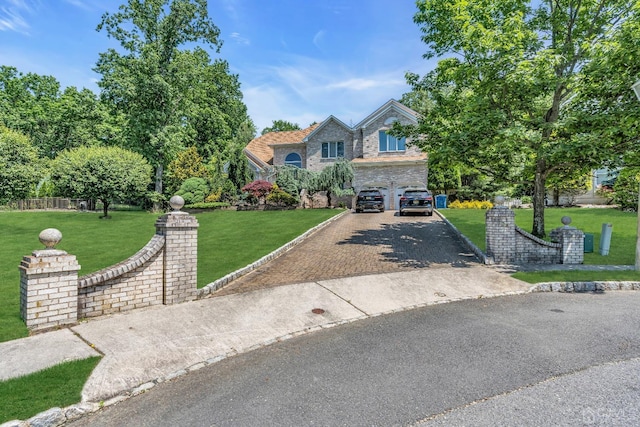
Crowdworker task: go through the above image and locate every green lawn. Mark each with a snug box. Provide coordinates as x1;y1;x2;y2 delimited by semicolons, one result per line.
0;357;101;423
0;209;342;343
440;207;640;283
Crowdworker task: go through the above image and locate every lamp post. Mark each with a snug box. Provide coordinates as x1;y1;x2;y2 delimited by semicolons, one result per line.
632;79;640;270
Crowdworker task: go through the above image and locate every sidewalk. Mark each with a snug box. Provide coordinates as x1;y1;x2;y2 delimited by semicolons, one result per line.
0;265;531;404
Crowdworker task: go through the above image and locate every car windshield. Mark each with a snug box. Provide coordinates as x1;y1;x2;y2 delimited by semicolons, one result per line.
359;191;380;197
405;191;430;198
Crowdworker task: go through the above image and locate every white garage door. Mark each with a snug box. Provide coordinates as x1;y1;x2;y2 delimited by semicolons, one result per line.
378;188;391;210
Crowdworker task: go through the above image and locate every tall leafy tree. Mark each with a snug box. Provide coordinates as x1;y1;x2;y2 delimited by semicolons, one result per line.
261;120;301;135
95;0;223;200
0;66;118;158
401;0;638;237
0;126;43;204
47;87;123;156
0;66;60;158
226;119;256;192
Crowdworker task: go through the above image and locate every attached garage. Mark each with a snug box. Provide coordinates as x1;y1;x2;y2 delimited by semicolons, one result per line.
352;158;428;210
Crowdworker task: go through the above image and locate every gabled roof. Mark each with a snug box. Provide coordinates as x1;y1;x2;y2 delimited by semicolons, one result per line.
244;123;320;166
303;115;352;141
354;99;418;129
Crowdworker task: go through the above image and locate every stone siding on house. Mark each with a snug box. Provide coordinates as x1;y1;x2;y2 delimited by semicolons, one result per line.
305;120;354;171
361;111;421;160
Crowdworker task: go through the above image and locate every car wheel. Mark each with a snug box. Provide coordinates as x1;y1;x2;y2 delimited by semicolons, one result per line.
380;208;385;213
355;209;362;213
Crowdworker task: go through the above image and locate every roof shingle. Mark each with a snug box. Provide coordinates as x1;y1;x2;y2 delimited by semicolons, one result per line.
244;123;320;166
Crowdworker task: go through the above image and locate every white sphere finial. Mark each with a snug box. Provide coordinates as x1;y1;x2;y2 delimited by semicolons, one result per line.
169;195;185;211
39;228;62;249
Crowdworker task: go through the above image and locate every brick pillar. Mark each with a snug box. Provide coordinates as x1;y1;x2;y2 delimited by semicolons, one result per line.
155;196;199;304
485;201;516;264
559;227;584;264
19;229;80;332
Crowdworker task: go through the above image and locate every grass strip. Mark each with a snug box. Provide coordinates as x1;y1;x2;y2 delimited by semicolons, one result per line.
0;356;101;423
512;270;640;284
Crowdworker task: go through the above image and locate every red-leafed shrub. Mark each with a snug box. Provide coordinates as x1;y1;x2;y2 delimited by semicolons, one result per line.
241;180;273;203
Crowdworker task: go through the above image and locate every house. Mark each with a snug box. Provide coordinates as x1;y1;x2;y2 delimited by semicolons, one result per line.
244;99;427;210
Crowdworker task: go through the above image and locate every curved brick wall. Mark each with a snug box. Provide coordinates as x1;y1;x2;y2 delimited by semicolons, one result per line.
77;235;166;318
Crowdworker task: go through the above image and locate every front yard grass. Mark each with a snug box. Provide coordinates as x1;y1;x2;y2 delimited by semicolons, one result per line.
0;208;343;343
0;357;101;423
441;207;640;283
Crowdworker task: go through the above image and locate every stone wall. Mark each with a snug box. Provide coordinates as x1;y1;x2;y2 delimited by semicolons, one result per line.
20;199;199;332
485;204;584;265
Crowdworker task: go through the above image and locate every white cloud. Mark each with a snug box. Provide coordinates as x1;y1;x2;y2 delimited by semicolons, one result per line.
238;54;415;133
0;0;38;34
229;32;250;46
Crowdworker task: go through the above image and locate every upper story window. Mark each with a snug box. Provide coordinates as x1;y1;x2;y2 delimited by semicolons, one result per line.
322;141;344;159
379;130;406;152
285;153;302;168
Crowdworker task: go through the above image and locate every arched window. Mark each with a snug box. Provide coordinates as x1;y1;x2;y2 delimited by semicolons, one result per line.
285;153;302;168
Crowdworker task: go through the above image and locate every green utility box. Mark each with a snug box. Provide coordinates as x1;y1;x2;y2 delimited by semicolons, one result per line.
584;233;594;253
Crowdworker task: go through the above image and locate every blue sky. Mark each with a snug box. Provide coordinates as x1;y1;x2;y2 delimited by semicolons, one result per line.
0;0;436;133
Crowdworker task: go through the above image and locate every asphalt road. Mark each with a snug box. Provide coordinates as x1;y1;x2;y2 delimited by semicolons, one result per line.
68;292;640;427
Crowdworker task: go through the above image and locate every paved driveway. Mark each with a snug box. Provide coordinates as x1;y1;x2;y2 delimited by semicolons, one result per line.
214;210;479;296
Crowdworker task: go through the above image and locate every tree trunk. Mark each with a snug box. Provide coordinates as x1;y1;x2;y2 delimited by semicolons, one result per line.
101;200;110;219
532;159;547;238
553;188;560;206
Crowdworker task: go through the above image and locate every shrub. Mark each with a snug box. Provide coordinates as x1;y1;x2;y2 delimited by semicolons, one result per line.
612;168;640;211
241;180;273;203
176;177;209;205
266;188;298;207
184;201;230;209
448;199;493;209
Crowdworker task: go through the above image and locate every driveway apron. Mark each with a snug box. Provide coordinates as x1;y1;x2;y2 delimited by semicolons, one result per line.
214;210;479;296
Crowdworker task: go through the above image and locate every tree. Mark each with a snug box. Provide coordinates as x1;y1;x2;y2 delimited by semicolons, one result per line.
46;87;123;156
52;146;152;218
0;66;60;158
166;146;210;194
401;0;638;237
612;168;640;211
307;160;354;208
0;66;123;158
95;0;223;201
225;119;256;193
261;120;300;135
0;126;42;204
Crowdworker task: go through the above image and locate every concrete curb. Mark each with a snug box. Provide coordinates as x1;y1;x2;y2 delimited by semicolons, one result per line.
530;281;640;293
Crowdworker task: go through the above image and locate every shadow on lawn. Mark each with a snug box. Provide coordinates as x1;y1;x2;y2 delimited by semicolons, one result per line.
337;216;479;269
